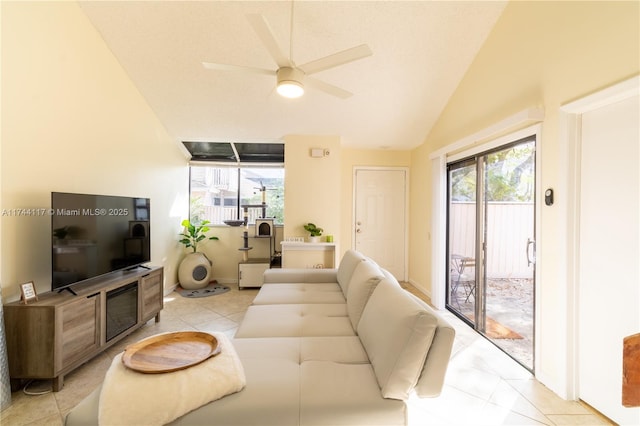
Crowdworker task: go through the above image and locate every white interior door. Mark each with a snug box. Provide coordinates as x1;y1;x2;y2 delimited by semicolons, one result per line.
354;168;407;280
578;94;639;424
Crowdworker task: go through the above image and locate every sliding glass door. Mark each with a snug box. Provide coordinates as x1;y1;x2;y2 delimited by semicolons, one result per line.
446;137;536;371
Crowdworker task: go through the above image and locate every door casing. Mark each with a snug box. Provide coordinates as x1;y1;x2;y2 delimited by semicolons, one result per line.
561;76;640;419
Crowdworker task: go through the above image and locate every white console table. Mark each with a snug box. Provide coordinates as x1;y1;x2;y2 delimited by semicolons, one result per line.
280;242;338;269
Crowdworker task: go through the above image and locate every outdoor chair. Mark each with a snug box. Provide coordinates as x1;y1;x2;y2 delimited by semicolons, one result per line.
450;255;476;305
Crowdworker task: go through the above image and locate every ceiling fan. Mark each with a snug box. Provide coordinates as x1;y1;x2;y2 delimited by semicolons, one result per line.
202;12;372;99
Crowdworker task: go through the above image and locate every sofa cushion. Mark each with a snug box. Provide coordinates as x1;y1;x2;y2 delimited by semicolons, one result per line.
263;268;338;284
357;279;438;400
171;357;300;426
252;283;345;305
336;249;367;295
300;336;370;364
300;361;407;425
234;304;354;338
346;260;385;329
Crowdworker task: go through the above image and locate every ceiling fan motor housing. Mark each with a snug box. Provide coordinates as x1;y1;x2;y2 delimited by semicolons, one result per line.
277;67;305;97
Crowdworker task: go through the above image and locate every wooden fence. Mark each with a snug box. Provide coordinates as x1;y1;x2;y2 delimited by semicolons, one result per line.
449;202;534;278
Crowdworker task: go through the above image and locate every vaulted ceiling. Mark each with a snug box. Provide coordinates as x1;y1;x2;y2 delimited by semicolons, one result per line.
79;1;506;151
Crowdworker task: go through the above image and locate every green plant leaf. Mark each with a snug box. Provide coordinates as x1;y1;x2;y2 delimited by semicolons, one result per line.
178;218;219;252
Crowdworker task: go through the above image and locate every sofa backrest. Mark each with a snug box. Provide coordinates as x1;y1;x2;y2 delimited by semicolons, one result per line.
356;278;455;401
336;249;367;295
345;260;384;329
407;294;456;398
357;278;438;400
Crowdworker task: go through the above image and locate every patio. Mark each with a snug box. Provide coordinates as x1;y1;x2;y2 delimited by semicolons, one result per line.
449;278;534;370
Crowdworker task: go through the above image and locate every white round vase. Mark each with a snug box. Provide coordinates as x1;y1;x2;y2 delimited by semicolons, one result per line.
178;252;212;289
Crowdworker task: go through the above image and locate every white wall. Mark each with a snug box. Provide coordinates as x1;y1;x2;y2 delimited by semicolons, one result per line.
1;2;188;300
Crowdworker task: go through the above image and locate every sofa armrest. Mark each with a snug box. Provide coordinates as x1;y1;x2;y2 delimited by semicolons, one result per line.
414;317;455;398
263;268;338;284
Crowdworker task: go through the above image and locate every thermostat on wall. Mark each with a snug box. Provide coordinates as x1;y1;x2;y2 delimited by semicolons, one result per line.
310;148;324;158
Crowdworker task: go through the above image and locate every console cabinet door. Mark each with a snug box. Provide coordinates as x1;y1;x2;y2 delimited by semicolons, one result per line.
238;262;269;288
140;270;163;321
58;295;100;371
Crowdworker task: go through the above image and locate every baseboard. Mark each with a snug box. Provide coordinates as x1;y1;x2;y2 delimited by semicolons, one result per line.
164;283;178;296
408;278;432;299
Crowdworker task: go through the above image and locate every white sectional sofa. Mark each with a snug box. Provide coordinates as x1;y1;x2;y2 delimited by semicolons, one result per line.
65;250;455;426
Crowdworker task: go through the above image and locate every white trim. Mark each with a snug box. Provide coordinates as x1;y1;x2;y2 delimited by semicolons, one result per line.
562;75;640;114
353;166;410;281
429;107;544;160
532;124;543;377
447;124;541;163
559;74;640;401
430;155;447;309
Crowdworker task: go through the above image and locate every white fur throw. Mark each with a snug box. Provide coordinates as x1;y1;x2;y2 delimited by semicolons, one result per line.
98;332;246;426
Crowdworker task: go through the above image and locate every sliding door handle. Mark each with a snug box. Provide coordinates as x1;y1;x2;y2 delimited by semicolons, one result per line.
526;238;536;267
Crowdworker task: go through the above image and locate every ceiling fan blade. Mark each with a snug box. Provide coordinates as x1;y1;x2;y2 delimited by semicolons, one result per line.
202;62;275;76
246;14;291;68
305;77;353;99
299;44;372;75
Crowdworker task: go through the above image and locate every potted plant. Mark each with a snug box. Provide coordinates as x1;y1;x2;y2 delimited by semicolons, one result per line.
179;219;219;252
178;219;219;289
303;222;323;243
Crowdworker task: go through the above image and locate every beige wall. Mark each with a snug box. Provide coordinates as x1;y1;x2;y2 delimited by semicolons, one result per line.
410;0;639;396
284;135;342;241
199;142;410;283
1;2;188;300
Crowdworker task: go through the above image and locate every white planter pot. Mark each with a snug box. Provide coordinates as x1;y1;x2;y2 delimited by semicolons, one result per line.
178;252;212;289
308;236;321;243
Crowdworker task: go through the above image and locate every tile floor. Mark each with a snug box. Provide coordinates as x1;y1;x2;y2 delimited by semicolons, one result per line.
1;284;611;426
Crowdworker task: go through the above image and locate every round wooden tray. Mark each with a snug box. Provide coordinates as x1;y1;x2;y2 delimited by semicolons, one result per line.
122;331;221;373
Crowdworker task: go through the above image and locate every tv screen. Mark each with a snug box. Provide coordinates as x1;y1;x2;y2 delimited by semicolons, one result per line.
51;192;150;291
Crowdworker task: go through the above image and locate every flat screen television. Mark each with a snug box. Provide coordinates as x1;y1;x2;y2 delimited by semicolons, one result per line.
51;192;150;292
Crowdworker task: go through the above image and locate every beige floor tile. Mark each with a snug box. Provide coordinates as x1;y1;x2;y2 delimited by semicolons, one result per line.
409;384;488;424
195;316;241;333
506;379;593;416
445;361;502;401
488;380;552;424
2;391;60;425
546;414;612;425
477;402;552;425
24;413;64;426
53;352;112;414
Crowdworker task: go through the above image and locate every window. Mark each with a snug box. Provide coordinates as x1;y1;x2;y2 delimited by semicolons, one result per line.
189;166;284;225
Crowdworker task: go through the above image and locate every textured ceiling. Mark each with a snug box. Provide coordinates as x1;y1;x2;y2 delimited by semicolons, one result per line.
79;1;506;151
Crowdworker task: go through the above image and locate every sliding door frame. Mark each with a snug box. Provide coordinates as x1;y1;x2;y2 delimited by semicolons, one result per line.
431;116;543;374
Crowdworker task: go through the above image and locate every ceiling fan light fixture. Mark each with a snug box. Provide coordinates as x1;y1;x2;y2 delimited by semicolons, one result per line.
276;67;305;98
277;81;304;98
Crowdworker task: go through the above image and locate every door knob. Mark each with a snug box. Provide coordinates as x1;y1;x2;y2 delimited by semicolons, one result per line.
356;229;362;233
